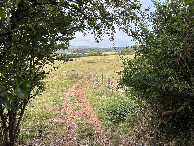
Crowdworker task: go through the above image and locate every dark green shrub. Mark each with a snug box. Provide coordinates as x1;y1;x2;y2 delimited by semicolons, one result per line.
120;0;193;144
101;95;138;123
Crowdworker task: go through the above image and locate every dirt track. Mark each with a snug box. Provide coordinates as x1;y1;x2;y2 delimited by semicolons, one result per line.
54;77;112;146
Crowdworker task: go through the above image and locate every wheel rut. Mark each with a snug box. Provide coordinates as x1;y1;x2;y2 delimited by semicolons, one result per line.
54;77;112;146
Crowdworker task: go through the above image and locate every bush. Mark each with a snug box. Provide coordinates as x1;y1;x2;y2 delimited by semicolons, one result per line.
101;95;138;123
88;50;102;56
120;0;193;144
56;54;74;61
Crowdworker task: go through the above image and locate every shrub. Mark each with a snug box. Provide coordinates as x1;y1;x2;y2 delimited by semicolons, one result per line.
120;0;193;144
101;95;138;123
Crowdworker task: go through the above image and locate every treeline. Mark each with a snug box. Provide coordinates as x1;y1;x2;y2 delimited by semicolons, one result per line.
56;50;103;60
57;47;127;54
118;47;136;55
71;47;126;53
56;48;136;60
56;47;136;60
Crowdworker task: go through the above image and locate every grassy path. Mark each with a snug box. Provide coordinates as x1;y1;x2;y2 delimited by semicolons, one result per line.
54;77;112;145
18;55;138;145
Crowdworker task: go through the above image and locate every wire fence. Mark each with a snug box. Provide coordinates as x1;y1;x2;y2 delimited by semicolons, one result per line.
61;70;126;92
91;73;125;92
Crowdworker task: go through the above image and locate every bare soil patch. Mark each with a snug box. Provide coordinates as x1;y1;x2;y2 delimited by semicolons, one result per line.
54;77;112;146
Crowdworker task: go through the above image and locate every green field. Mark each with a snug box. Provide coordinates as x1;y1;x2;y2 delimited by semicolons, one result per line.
19;54;138;145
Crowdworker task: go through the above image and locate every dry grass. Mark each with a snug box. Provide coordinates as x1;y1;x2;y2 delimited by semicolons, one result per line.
54;54;134;78
19;54;136;145
102;52;118;55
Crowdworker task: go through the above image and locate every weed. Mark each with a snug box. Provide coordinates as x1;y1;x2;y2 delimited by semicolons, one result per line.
72;104;82;111
101;94;138;123
84;84;140;145
70;95;81;103
18;54;136;145
75;118;95;144
18;63;78;144
109;133;120;145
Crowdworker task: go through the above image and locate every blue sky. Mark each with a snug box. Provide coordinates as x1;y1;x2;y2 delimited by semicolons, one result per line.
70;0;164;48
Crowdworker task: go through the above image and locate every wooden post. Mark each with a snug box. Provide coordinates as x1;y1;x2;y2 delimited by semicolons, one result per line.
102;74;104;84
107;77;111;89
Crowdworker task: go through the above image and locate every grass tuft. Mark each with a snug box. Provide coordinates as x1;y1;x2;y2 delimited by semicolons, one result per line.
19;63;79;144
75;118;95;144
84;84;140;145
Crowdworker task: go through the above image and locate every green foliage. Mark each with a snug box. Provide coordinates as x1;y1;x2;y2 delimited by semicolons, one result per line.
85;84;140;145
121;0;193;111
0;7;5;18
118;47;135;55
56;50;103;60
0;0;141;145
120;0;193;144
14;80;31;100
88;50;102;56
18;65;78;145
56;54;74;61
101;94;138;123
159;112;193;144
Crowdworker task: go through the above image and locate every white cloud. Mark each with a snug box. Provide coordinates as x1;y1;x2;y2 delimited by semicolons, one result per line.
70;0;165;48
70;30;135;48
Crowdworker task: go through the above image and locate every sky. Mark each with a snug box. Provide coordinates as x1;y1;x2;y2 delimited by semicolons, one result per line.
70;0;164;48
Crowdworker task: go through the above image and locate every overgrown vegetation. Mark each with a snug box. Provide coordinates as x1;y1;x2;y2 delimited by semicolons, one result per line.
75;118;95;145
1;0;192;145
56;50;103;60
101;94;138;123
120;0;193;145
18;64;78;145
18;55;130;145
0;0;141;145
84;84;140;145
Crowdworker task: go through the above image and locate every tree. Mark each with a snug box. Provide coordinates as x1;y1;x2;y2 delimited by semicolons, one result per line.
120;0;193;144
0;0;141;145
88;50;102;56
118;47;135;55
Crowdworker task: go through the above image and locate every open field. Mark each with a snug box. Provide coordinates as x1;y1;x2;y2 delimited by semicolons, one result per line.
19;54;138;145
55;54;134;78
102;51;118;55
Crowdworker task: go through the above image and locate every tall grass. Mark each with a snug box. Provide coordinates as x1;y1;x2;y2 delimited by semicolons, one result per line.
19;63;79;144
84;84;140;145
19;54;137;145
58;54;134;78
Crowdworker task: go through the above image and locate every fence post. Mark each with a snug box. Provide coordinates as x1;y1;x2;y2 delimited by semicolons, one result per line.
107;77;111;89
102;74;104;84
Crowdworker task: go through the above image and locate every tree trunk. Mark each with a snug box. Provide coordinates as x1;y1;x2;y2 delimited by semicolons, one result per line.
8;110;17;146
0;106;9;146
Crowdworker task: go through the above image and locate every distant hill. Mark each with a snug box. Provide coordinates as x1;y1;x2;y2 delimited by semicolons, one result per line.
56;46;128;54
68;46;96;49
